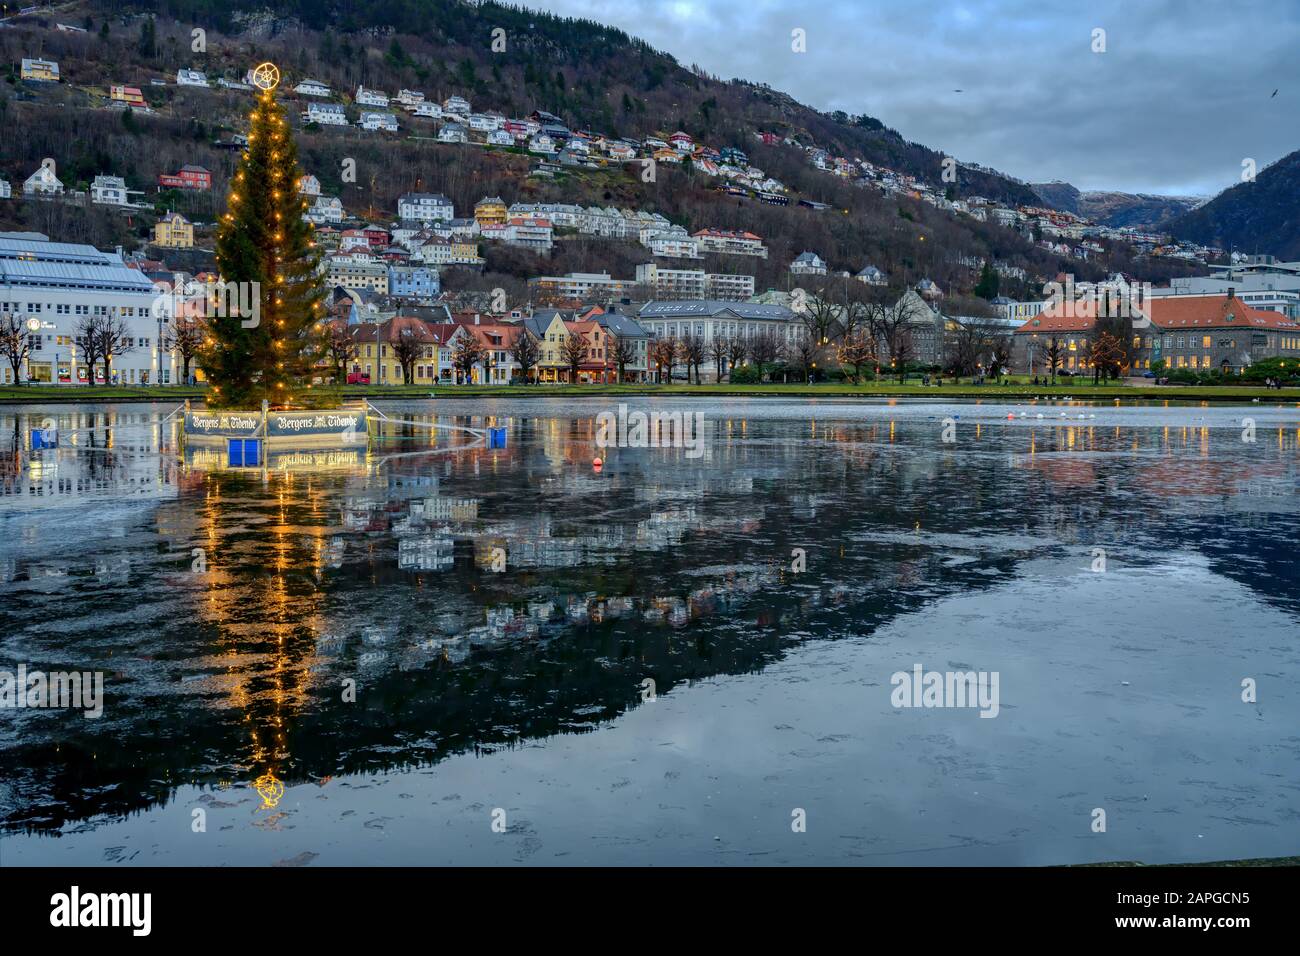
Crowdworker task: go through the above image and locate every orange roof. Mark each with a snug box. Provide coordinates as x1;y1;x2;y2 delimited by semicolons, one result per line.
1015;294;1297;335
1148;295;1297;331
1015;298;1098;334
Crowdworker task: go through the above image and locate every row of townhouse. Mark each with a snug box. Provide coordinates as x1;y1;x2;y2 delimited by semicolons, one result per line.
1012;291;1300;375
332;307;655;385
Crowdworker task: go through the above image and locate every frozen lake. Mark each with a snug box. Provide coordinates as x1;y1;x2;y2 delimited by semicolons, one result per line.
1;396;1297;865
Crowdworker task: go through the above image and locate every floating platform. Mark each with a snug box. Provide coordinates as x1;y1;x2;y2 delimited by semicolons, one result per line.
182;400;369;449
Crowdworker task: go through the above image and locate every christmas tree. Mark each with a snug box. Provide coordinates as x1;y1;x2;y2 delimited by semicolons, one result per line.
202;63;324;407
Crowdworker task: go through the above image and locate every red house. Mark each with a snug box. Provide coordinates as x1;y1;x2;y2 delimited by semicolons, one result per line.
362;225;391;249
157;164;212;191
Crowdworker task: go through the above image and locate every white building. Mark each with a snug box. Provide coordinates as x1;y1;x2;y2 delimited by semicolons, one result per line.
638;300;801;361
411;101;443;118
0;179;10;200
90;175;130;206
641;227;702;260
693;229;768;258
486;129;514;146
635;264;755;301
304;102;348;126
397;193;454;223
356;85;389;107
295;79;331;97
0;234;167;385
437;123;468;144
298;174;321;196
358;111;398;132
397;89;425;107
790;251;827;276
481;217;553;253
304;195;344;224
176;69;210;88
443;95;471;116
23;163;64;197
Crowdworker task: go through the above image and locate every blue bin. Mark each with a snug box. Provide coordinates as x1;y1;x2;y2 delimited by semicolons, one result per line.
30;428;57;451
227;438;262;467
488;427;507;449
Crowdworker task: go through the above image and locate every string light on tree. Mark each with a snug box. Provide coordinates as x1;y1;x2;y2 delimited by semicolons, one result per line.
199;62;324;408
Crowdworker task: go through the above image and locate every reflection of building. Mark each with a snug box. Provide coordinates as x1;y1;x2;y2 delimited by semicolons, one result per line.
1;435;181;509
412;496;479;521
398;536;455;571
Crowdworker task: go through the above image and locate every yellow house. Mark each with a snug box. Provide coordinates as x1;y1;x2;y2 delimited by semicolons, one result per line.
533;312;570;383
474;196;508;227
349;317;440;385
20;58;60;82
451;239;480;263
154;211;194;248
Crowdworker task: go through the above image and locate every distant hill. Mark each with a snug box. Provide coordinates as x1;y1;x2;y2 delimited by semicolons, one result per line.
1168;150;1300;259
0;0;1207;297
1031;181;1203;230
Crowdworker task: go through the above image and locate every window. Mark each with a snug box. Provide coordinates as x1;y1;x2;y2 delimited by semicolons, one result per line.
1202;335;1212;349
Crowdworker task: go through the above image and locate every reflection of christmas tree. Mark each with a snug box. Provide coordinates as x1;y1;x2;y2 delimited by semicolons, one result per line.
203;67;323;408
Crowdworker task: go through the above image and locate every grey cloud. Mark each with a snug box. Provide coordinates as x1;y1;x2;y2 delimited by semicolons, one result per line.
521;0;1299;196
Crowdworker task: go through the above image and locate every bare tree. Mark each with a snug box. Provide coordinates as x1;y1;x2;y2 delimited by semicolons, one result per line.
165;315;205;385
1039;334;1065;383
611;334;637;383
945;317;1008;378
325;324;358;384
989;336;1013;380
98;314;134;386
867;298;916;383
708;335;728;383
726;335;748;379
391;331;425;384
509;328;541;383
74;315;105;386
679;332;706;384
748;329;785;378
560;331;586;383
797;281;842;350
1089;329;1126;384
451;334;486;384
788;333;821;381
0;313;33;385
836;330;877;383
651;337;679;384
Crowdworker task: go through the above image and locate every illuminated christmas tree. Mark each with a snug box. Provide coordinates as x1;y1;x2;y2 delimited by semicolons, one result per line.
202;63;324;407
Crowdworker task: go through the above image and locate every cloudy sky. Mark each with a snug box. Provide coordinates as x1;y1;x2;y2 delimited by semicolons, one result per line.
521;0;1298;198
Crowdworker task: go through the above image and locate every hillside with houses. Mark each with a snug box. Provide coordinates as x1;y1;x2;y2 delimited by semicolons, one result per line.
6;0;1292;396
0;1;1225;303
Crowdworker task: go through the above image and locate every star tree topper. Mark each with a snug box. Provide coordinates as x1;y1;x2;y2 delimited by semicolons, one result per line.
250;62;280;92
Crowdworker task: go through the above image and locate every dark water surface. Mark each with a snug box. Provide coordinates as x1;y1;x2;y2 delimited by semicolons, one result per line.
1;396;1297;865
